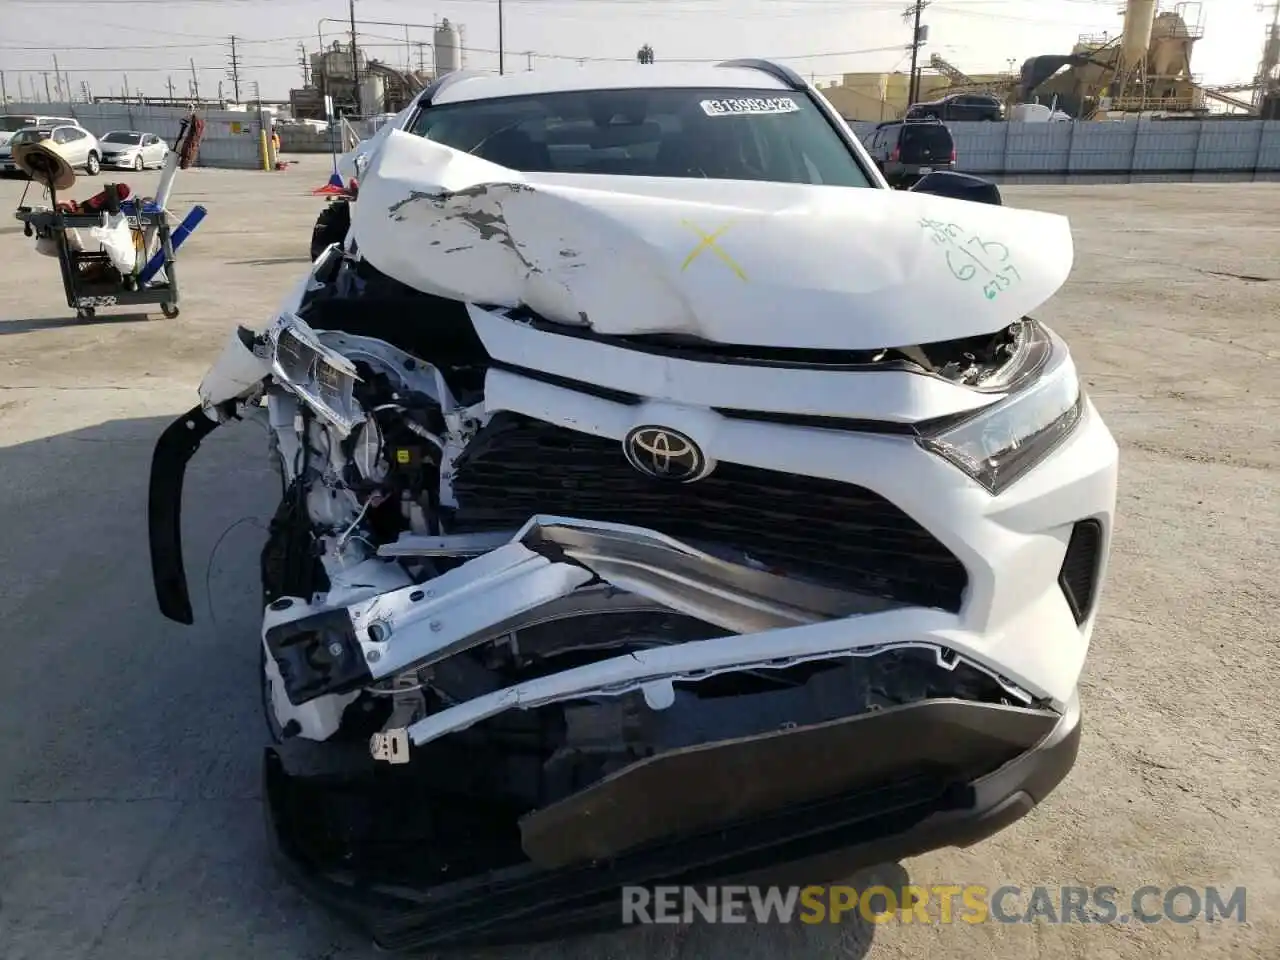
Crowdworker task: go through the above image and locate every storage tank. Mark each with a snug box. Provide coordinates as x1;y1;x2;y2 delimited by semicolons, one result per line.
1149;12;1197;78
360;74;385;114
434;18;461;76
1119;0;1157;69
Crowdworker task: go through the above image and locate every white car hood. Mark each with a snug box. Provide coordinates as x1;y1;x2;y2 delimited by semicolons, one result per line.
0;132;16;147
336;102;416;185
351;129;1074;350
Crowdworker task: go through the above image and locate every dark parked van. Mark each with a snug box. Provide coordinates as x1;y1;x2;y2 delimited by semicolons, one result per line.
864;118;955;188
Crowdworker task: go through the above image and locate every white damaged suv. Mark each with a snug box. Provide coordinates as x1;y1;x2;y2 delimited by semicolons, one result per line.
151;60;1118;951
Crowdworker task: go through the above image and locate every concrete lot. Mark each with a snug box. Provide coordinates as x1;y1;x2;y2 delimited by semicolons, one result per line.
0;157;1276;960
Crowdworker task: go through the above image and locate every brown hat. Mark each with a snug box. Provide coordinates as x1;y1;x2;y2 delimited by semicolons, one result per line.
13;140;77;191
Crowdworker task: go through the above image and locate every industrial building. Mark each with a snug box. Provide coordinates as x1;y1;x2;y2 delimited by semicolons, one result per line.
825;0;1280;122
288;18;464;120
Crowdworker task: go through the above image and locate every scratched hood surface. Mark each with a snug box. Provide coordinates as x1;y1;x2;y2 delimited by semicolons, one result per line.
350;129;1074;350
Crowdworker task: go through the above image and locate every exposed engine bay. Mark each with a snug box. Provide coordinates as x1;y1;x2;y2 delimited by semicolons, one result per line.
149;242;1061;882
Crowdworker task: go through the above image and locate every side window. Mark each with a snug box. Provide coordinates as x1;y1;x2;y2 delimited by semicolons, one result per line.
66;129;85;142
51;128;68;143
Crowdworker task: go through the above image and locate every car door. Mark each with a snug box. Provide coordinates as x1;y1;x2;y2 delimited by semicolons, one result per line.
52;127;84;165
145;134;166;166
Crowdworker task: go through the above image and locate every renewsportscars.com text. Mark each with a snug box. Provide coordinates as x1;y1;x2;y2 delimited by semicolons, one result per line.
621;884;1247;925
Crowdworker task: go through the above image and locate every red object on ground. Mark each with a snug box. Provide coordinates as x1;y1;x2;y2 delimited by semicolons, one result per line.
311;182;355;197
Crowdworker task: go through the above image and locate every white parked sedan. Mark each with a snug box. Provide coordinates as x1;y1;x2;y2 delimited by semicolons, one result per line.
99;130;168;170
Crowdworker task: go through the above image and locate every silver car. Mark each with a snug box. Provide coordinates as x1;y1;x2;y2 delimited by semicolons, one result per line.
3;123;102;176
99;130;169;170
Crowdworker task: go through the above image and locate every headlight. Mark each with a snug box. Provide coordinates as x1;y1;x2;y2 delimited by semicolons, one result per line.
267;313;363;435
918;326;1083;495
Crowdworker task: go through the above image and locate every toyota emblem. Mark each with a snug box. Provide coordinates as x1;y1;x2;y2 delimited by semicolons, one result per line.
623;426;708;482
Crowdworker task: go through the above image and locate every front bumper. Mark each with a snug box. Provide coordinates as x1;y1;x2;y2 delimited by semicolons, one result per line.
264;690;1081;950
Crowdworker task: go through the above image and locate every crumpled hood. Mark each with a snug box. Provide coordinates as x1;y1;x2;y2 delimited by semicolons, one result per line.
351;129;1074;350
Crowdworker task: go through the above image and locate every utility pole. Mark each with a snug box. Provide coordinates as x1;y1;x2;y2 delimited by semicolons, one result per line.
498;0;505;74
122;74;130;101
228;35;242;102
43;72;53;102
167;76;176;101
189;58;201;102
299;42;310;85
526;51;533;71
903;1;930;107
0;71;6;105
52;55;63;100
349;0;362;115
416;42;426;72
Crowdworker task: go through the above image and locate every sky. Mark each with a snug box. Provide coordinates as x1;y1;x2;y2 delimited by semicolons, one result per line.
0;0;1274;102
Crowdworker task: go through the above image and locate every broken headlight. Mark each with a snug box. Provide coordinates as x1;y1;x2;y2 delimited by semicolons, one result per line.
268;313;363;435
918;325;1082;495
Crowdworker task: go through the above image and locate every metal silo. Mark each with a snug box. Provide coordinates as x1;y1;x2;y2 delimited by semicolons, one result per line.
1119;0;1157;70
434;18;462;76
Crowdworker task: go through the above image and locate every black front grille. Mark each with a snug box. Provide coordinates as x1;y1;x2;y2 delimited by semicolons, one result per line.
449;414;968;611
1059;519;1103;624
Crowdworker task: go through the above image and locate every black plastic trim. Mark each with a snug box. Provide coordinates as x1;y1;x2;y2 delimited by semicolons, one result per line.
489;357;976;438
148;404;224;624
265;607;373;705
264;693;1081;950
1058;518;1104;624
488;359;642;406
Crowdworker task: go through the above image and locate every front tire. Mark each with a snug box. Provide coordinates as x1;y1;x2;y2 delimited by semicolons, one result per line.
310;200;351;261
134;155;144;171
84;152;100;176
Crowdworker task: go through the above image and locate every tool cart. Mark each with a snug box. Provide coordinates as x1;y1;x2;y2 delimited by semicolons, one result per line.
10;111;206;321
15;198;180;320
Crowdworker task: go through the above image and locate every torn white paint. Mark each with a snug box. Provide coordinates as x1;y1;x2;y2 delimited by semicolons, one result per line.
350;129;1075;351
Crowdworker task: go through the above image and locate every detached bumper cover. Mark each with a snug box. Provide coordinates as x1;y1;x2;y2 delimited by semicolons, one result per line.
148;404;223;624
265;691;1082;951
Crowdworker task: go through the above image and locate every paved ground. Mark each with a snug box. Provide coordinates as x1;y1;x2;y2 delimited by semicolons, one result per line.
0;157;1276;960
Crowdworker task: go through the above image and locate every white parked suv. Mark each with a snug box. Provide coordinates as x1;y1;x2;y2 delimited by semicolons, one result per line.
0;118;101;176
156;59;1118;950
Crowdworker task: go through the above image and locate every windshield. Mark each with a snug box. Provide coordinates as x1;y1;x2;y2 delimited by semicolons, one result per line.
1;116;39;133
102;132;142;144
409;87;873;187
10;129;53;145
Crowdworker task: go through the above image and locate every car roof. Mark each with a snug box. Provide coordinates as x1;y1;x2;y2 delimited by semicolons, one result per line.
430;62;794;105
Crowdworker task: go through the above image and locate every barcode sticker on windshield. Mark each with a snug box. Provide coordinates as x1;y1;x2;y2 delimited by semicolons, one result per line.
700;97;800;117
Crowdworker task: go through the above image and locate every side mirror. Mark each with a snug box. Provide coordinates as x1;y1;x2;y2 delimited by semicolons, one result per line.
909;171;1003;206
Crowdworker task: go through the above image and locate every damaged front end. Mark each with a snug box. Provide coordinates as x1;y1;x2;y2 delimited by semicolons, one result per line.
148;144;1107;948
